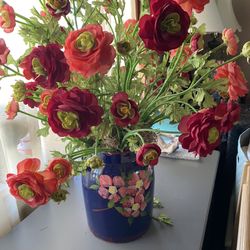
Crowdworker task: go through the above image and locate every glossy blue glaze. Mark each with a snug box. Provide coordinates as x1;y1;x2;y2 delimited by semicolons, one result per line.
82;152;154;243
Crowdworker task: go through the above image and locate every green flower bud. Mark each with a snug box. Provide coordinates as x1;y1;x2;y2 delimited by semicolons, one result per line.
242;41;250;60
85;156;103;169
12;81;26;102
116;41;132;55
51;189;69;202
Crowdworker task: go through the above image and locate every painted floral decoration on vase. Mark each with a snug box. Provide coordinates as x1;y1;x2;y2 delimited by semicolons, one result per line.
1;0;250;242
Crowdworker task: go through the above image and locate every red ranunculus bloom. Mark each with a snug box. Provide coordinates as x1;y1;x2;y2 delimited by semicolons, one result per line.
0;4;16;33
6;158;58;208
139;0;190;53
110;92;140;127
64;24;116;78
214;101;240;133
47;87;104;138
20;44;70;89
0;38;10;64
47;158;72;184
136;143;161;167
214;62;248;101
173;0;209;15
46;0;70;19
23;82;40;108
5;99;19;120
178;109;222;157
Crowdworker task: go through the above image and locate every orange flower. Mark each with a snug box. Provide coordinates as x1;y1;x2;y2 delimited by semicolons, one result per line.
0;3;16;33
39;89;54;115
5;99;19;120
6;158;58;208
173;0;209;15
214;62;248;101
47;158;72;184
222;28;238;56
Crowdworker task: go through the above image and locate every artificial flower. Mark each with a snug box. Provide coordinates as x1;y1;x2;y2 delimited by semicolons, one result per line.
46;0;70;19
110;92;140;127
178;109;222;157
136;144;161;166
23;82;40;108
242;41;250;60
20;44;70;89
222;28;238;56
39;89;55;115
47;87;104;138
170;45;192;65
190;33;204;52
124;19;137;33
0;38;9;64
214;101;240;133
64;24;116;78
139;0;190;53
214;62;248;101
5;99;19;120
6;158;58;208
47;158;72;184
0;3;16;33
173;0;209;15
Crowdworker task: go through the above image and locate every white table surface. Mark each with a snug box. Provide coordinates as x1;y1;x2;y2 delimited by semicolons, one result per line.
0;151;220;250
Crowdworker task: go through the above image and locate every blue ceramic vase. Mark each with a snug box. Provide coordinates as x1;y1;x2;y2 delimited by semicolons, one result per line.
81;152;154;242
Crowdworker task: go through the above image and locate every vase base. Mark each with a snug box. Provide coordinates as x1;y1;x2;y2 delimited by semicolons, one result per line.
89;224;151;243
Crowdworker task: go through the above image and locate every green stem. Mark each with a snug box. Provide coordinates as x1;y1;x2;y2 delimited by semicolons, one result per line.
82;7;96;28
72;0;79;29
76;0;84;15
15;13;34;26
18;110;47;122
3;65;23;76
63;16;74;30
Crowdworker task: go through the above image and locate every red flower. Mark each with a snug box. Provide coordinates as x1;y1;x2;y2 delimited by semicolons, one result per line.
214;101;240;133
23;82;40;108
64;24;116;78
5;99;19;120
136;144;161;167
110;92;140;127
20;44;70;89
0;38;9;64
0;4;16;33
139;0;190;53
178;110;221;157
46;0;70;19
47;158;72;184
173;0;209;15
214;62;248;101
39;89;54;115
47;87;104;138
6;158;58;208
222;28;238;56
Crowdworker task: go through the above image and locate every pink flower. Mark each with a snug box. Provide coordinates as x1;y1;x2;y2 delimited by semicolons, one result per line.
98;187;109;199
190;33;204;52
214;62;248;101
124;19;137;33
170;45;192;65
0;4;16;33
222;28;238;56
5;99;19;120
0;38;9;65
99;175;112;187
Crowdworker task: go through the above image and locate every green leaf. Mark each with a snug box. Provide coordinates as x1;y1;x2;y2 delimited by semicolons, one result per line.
153;197;164;209
7;54;16;66
51;151;65;158
115;207;123;214
89;184;99;190
108;200;115;209
36;126;49;137
195;88;205;106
